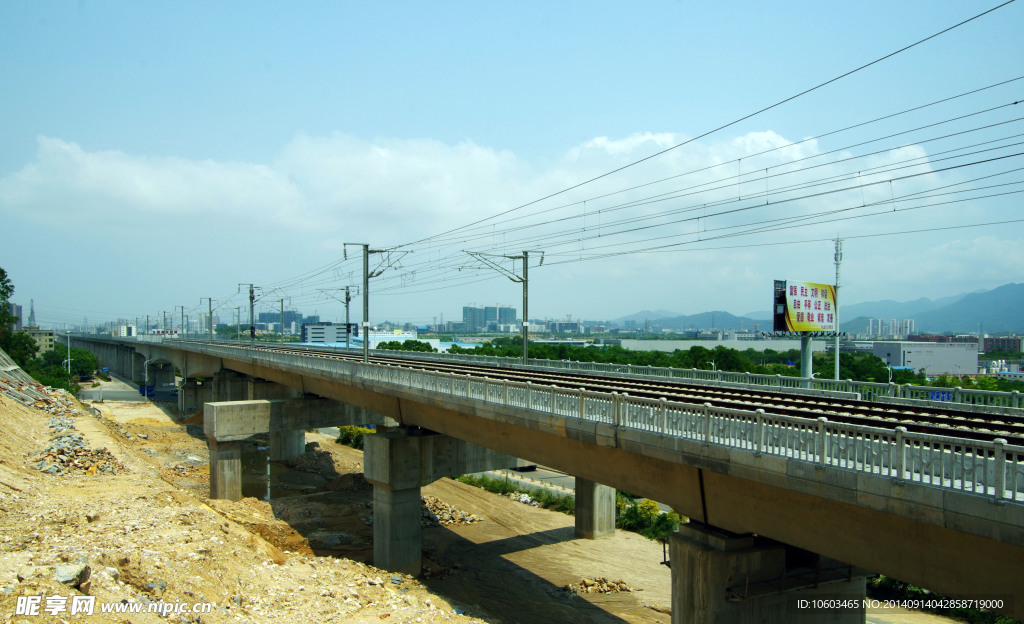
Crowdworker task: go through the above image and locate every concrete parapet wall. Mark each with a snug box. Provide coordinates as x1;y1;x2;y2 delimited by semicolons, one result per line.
204;398;394;441
874;395;1024;418
364;429;514;489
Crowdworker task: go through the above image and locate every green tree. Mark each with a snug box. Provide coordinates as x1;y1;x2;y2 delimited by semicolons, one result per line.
69;347;98;378
377;340;437;353
6;332;38;366
0;267;17;351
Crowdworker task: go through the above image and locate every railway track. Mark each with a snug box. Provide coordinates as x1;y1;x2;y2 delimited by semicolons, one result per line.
202;342;1024;445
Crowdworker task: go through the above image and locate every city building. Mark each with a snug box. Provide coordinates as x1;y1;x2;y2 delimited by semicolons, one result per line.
8;303;22;332
22;326;54;353
983;336;1022;353
871;341;978;376
301;322;354;344
257;310;305;328
114;325;137;337
460;306;516;332
549;321;581;334
462;306;486;332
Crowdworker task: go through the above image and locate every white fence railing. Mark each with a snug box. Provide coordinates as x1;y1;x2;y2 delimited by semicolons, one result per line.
170;340;1023;504
83;336;1024;410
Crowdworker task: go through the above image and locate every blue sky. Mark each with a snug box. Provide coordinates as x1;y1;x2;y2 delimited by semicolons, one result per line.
2;1;1022;329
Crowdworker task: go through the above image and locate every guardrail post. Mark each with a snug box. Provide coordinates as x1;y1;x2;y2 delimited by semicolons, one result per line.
755;409;765;455
579;388;586;420
612;392;620;429
659;398;667;435
816;417;827;465
955;386;962;404
550;385;557;413
895;426;907;481
483;378;489;403
703;402;712;444
993;438;1007;502
526;382;532;410
1014;390;1021;409
504;378;509;405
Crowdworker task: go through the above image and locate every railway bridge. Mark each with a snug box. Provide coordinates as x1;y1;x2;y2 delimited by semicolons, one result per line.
66;335;1024;623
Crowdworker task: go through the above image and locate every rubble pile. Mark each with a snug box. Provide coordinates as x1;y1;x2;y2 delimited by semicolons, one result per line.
364;496;483;528
561;577;637;595
505;492;540;507
34;415;127;476
284;441;342;475
0;377;79;413
421;496;482;527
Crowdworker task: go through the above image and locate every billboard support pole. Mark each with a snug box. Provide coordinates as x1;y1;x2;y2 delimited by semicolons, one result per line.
800;334;814;386
834;238;843;380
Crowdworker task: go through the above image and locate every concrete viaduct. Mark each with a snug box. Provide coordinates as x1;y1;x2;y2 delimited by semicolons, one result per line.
66;336;1024;623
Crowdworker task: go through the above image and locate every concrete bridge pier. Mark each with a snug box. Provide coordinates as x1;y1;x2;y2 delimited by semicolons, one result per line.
211;370;249;401
574;477;616;538
248;379;304;461
204;397;398;501
131;352;146;384
669;523;866;624
269;430;306;461
147;362;176;394
208;438;243;501
365;427;514;575
179;378;213;415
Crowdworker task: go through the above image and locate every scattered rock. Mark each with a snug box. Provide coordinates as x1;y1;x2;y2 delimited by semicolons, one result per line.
55;562;91;587
562;577;636;595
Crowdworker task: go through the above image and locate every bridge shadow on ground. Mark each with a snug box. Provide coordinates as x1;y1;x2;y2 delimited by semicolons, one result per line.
260;463;669;624
420;526;650;624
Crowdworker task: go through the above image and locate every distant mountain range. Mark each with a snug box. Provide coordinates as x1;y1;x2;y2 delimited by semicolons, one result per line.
620;283;1024;334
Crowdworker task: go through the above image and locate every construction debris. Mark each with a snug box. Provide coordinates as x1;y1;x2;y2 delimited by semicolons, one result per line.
33;414;127;476
421;496;482;527
561;577;637;595
365;496;483;528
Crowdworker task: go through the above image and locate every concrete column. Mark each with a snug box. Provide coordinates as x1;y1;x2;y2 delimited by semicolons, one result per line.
211;370;248;402
150;364;175;390
365;428;513;574
574;477;616;538
208;438;242;501
670;523;865;624
269;430;305;461
247;378;300;400
179;378;213;415
372;484;423;575
132;352;146;384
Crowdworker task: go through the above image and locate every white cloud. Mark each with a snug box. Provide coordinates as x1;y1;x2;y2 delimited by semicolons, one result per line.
1;130;1018;322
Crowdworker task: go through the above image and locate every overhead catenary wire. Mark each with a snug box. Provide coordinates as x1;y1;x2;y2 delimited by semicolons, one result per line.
115;4;1022;323
397;1;1019;250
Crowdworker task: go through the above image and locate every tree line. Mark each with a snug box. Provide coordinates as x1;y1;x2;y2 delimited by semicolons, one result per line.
1;267;98;395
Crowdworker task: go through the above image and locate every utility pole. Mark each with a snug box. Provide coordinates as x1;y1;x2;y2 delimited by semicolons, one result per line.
318;287;358;349
834;237;843;381
344;287;352;349
362;245;370;363
65;323;71;376
201;297;214;341
463;249;542;365
235;307;241;342
238;284;257;349
522;251;529;364
344;243;399;364
279;298;285;340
